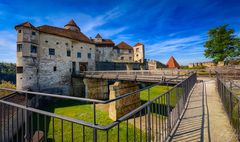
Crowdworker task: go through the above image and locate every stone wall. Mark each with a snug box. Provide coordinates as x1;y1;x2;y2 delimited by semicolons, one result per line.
84;79;108;99
109;81;141;120
71;77;85;97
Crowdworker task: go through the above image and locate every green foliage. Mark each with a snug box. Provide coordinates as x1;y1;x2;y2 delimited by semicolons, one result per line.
204;24;240;62
0;81;16;96
0;62;16;83
180;66;189;69
189;65;206;69
0;62;16;74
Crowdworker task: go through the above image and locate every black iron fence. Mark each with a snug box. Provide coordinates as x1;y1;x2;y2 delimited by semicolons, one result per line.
216;72;240;140
0;72;197;142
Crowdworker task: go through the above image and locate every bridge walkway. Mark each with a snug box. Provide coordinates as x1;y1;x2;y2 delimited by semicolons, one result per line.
170;77;238;142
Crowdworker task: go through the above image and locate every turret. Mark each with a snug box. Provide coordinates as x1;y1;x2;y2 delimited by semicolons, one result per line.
94;33;102;42
64;19;80;32
15;22;39;90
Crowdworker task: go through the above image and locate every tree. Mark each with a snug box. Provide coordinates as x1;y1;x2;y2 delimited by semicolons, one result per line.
204;24;240;63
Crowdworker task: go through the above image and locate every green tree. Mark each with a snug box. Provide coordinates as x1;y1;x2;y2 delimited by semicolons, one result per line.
204;24;240;62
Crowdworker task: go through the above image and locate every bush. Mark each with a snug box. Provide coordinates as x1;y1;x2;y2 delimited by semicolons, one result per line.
0;81;16;96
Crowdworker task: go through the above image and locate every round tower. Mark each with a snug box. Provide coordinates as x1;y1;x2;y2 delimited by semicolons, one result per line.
15;22;39;91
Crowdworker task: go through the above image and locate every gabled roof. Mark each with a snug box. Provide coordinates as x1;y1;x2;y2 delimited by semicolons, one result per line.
134;42;143;47
166;56;180;68
116;41;133;50
95;33;102;38
15;22;37;30
37;25;92;44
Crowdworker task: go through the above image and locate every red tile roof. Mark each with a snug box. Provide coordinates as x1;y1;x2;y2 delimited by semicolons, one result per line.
15;22;37;30
166;56;180;68
91;39;115;46
116;41;133;50
65;19;79;27
134;42;143;46
38;25;93;44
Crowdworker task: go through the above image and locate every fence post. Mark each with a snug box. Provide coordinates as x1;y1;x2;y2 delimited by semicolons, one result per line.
0;103;2;142
147;88;151;142
24;93;30;142
93;102;97;142
238;100;240;141
229;92;233;124
167;92;171;135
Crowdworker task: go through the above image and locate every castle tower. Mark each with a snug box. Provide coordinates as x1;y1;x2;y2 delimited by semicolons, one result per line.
133;42;145;63
64;19;81;32
15;22;39;90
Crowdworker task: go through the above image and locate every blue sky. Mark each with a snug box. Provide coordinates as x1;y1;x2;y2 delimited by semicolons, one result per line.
0;0;240;65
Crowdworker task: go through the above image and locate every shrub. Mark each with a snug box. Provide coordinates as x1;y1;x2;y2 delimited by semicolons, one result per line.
0;81;16;96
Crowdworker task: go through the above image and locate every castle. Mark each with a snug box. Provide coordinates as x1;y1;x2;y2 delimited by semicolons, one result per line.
15;19;145;94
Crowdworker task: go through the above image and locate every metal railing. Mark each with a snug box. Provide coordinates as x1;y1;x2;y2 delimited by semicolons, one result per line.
0;72;197;142
216;72;240;140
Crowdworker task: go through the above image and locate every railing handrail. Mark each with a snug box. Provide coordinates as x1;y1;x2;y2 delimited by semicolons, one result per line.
216;72;240;101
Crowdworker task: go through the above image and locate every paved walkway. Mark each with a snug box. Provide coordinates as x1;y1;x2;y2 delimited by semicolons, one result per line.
170;77;238;142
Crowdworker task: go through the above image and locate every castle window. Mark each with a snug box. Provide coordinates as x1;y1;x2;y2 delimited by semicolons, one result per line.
81;47;83;49
129;57;132;60
121;57;124;60
45;40;48;43
88;53;91;59
17;44;23;52
136;54;139;57
129;50;132;53
31;45;37;53
16;66;23;73
53;66;57;71
56;42;59;45
67;50;71;57
77;52;81;58
18;30;21;33
117;49;120;54
90;48;92;50
32;32;36;35
65;43;69;46
136;48;139;52
49;48;55;55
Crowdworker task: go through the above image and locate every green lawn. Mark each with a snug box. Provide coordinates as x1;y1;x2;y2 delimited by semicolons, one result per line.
37;85;176;142
140;85;181;107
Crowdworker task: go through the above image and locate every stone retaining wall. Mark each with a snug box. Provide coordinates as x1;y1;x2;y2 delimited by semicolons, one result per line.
109;81;141;120
84;79;108;99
